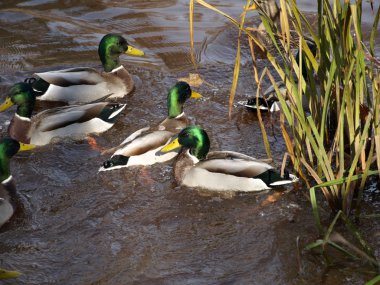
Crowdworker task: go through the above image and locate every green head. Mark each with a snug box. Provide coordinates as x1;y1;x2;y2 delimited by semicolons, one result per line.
161;126;210;160
98;34;145;72
167;81;202;118
0;82;35;118
0;138;35;182
295;40;317;81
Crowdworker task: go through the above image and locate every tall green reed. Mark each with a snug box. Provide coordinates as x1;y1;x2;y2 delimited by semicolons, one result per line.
189;0;379;219
189;1;380;263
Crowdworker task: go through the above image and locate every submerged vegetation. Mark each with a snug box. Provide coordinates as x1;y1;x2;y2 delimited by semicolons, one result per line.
189;0;379;268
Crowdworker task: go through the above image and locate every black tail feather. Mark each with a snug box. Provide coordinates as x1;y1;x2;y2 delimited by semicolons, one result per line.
25;77;49;96
98;103;126;123
103;155;129;169
254;169;290;186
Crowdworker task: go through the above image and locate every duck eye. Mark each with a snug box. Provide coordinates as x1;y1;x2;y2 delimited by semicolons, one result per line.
183;131;190;138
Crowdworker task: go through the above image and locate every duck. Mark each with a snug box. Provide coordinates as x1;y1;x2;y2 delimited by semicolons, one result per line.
99;81;202;171
241;1;318;112
26;34;145;104
238;39;317;112
0;138;35;228
159;126;298;192
0;82;126;146
248;0;281;48
248;1;280;28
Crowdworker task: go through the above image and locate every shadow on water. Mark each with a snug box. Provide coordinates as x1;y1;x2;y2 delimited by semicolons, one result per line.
0;1;379;284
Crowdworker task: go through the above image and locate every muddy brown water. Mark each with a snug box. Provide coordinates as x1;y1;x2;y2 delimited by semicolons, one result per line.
0;1;379;284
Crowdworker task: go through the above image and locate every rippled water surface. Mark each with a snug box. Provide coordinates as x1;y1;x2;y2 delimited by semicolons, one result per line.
0;1;379;284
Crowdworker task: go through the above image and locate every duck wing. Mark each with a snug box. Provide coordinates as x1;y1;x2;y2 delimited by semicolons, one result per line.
32;102;107;132
158;115;189;132
180;155;272;192
195;154;297;187
207;150;273;163
196;156;274;178
100;129;177;170
119;127;151;146
35;67;104;87
0;178;17;228
114;130;174;157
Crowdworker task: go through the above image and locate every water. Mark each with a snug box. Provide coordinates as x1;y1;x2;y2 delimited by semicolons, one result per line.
0;1;379;284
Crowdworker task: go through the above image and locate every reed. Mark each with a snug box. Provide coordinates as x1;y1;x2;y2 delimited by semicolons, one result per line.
189;0;379;263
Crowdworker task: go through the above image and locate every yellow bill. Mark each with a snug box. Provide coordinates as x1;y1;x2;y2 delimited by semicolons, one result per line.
190;91;203;99
161;137;181;152
19;142;36;151
0;97;14;112
126;45;145;56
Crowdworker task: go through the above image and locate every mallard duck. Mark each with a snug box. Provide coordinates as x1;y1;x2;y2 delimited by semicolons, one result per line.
159;126;298;192
0;82;126;146
99;81;202;171
0;138;35;228
26;34;144;104
247;0;285;51
238;39;317;112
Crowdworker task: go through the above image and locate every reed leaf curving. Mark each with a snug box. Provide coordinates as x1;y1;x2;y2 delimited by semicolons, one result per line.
189;0;379;219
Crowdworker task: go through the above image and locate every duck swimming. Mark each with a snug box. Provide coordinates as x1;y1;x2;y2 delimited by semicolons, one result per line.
0;138;34;228
238;40;317;112
28;34;145;104
159;126;298;192
99;81;202;171
0;82;126;146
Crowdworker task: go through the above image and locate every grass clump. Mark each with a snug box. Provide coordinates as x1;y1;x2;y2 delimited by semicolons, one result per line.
189;0;379;266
